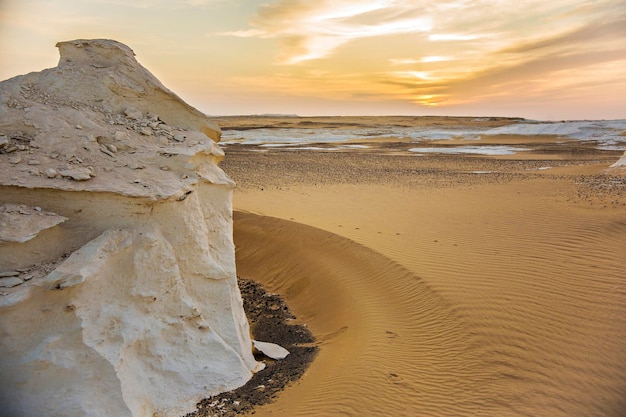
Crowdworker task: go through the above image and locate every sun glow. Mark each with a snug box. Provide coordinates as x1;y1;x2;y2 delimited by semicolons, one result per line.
1;0;625;119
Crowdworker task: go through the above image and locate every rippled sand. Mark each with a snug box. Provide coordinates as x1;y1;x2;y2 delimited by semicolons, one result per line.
222;117;626;417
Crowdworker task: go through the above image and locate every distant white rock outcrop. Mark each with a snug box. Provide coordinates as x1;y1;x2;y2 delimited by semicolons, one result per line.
0;39;260;417
610;150;626;169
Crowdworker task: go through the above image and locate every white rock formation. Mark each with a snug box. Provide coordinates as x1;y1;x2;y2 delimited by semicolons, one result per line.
0;39;259;417
609;150;626;169
253;340;290;360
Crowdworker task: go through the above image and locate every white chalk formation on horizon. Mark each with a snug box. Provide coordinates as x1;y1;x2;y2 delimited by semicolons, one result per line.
0;39;260;417
609;150;626;169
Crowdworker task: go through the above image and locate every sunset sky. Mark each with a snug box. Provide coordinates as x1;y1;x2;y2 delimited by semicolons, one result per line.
1;0;625;120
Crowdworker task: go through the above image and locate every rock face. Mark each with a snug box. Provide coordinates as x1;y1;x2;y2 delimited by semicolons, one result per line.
0;39;259;417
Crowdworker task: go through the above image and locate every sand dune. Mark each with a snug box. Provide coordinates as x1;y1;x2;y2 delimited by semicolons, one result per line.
226;123;626;416
235;212;489;416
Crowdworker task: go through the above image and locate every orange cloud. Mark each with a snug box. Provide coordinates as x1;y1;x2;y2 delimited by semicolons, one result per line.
222;0;432;64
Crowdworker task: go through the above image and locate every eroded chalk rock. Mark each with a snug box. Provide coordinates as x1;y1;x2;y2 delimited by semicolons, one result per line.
0;204;67;243
0;39;259;417
610;150;626;169
0;277;23;288
58;167;93;181
253;340;291;360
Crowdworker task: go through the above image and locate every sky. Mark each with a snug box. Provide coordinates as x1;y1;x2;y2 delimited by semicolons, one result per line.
0;0;625;120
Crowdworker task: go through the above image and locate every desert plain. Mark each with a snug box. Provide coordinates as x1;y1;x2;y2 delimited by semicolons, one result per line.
215;115;626;417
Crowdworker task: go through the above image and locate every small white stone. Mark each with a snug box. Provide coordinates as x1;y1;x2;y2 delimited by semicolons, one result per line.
106;144;118;153
8;155;21;164
75;124;83;130
173;134;185;142
124;108;143;120
114;131;127;141
252;340;290;360
45;168;58;178
140;127;153;136
28;159;40;165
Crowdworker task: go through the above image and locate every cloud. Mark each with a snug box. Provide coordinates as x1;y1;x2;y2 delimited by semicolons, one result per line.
222;0;432;64
217;0;626;115
504;14;626;55
88;0;221;9
428;33;484;41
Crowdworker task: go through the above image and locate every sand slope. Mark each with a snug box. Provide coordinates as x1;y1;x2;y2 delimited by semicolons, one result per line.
231;159;626;416
235;211;490;416
224;121;626;416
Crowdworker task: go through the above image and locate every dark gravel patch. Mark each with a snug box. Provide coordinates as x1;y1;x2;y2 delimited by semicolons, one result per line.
184;278;318;417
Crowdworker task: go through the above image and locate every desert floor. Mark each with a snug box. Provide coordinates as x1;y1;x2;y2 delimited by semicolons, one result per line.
219;117;626;417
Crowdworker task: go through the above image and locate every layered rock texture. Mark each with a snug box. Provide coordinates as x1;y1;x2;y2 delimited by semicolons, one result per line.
0;39;259;417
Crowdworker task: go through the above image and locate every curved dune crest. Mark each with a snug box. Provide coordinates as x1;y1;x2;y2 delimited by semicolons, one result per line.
232;177;626;416
234;211;494;416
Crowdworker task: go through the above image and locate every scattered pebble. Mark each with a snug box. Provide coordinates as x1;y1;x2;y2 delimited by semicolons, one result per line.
100;147;114;157
45;168;58;178
8;155;21;164
124;108;143;120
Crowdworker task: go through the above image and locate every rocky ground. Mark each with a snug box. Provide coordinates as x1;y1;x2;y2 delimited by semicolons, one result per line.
185;278;318;417
221;142;626;208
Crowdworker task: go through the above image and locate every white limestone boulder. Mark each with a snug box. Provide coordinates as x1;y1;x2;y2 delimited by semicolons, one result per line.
253;340;291;360
0;39;259;417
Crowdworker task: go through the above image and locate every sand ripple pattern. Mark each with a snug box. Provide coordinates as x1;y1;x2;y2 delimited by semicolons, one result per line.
234;205;626;417
236;213;496;416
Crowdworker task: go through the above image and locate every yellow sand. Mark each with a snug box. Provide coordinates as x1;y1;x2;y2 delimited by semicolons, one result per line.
224;120;626;416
